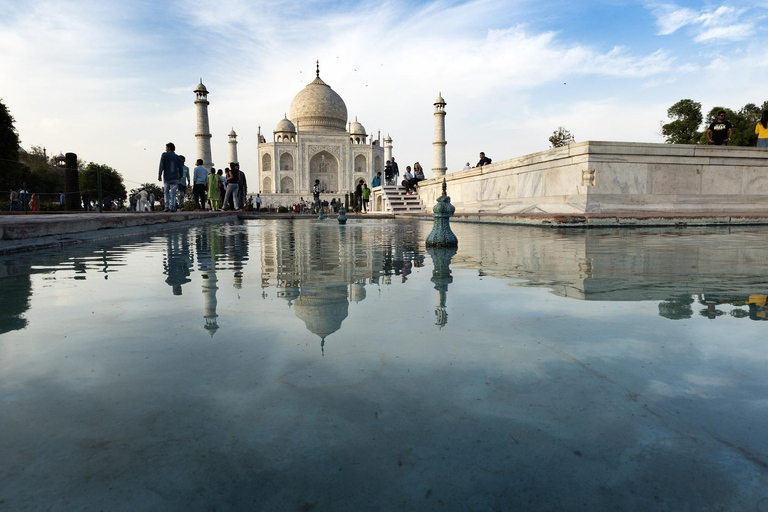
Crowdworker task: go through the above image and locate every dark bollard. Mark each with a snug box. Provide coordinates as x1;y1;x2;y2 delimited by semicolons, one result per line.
426;178;458;248
338;206;347;224
64;153;79;211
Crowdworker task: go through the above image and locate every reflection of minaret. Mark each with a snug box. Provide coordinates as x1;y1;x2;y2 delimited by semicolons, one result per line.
427;246;457;329
432;93;447;178
228;128;238;165
197;226;220;336
194;79;213;168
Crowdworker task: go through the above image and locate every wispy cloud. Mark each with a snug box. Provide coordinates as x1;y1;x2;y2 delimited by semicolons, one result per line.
648;3;755;42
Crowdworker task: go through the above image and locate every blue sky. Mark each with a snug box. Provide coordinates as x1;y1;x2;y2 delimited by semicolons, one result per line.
0;0;765;189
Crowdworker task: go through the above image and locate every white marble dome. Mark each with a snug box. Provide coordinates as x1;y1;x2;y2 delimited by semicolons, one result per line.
275;116;296;133
289;75;348;132
349;117;366;136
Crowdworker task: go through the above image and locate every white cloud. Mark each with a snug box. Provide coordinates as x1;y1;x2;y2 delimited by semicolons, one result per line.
648;3;755;43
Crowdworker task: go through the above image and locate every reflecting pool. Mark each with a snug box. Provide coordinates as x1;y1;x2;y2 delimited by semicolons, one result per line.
1;219;768;511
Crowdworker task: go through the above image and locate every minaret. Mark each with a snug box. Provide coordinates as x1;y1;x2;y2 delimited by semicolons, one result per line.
194;79;213;168
432;93;447;178
383;134;393;164
228;128;238;165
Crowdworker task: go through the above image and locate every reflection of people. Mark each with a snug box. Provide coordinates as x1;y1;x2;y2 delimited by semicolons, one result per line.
164;234;191;295
707;111;733;145
158;142;181;212
476;152;492;167
755;110;768;148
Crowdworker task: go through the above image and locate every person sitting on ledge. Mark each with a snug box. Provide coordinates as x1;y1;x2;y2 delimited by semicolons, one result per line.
410;162;425;191
402;166;414;194
476;152;492;167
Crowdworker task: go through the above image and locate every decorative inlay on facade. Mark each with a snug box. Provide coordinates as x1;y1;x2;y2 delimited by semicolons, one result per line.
308;145;341;160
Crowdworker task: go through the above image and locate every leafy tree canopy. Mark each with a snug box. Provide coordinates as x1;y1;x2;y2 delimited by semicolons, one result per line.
661;99;702;144
79;162;127;200
130;182;163;200
0;99;23;190
549;126;575;148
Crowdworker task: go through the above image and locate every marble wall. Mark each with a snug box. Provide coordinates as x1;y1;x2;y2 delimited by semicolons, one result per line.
418;141;768;214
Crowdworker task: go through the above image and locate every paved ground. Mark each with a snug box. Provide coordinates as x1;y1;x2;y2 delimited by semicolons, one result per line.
3;210;768;255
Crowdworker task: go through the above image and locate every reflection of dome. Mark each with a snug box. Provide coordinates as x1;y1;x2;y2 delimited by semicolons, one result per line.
349;117;366;136
276;115;296;133
293;285;349;340
289;74;348;133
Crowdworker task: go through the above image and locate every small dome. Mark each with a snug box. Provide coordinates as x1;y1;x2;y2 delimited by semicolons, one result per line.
275;115;296;133
194;79;208;93
434;93;446;105
17;146;27;154
289;74;348;133
349;117;366;136
228;128;237;137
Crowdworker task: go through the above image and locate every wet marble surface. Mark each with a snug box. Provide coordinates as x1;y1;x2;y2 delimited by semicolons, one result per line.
1;219;767;510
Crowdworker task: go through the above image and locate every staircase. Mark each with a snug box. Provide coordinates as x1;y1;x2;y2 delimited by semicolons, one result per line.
380;185;426;214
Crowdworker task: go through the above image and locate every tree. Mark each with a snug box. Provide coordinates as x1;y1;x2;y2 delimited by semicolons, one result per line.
661;99;703;144
130;182;162;200
549;126;575;148
79;162;127;200
0;99;23;190
19;146;64;193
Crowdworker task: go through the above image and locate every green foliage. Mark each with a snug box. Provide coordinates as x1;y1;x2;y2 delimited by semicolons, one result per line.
79;162;127;199
548;126;575;148
661;99;703;144
277;206;289;213
0;99;23;191
658;294;694;320
19;146;65;193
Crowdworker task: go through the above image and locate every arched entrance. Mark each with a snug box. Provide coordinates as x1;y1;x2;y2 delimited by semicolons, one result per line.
309;151;339;193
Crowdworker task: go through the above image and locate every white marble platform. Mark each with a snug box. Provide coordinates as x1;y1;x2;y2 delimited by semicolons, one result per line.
417;142;768;214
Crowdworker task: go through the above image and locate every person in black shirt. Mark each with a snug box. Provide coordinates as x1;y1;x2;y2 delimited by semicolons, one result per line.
476;152;492;167
707;111;733;145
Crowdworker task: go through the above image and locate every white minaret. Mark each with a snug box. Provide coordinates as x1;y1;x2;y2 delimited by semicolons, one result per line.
228;128;238;165
432;93;447;178
194;79;213;168
384;134;393;165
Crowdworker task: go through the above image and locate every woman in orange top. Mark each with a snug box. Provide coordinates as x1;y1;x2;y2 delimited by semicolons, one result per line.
756;110;768;148
30;193;39;211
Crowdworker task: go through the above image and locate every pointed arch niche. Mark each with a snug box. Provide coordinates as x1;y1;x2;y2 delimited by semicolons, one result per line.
280;152;294;171
309;150;339;193
354;154;367;175
280;176;294;193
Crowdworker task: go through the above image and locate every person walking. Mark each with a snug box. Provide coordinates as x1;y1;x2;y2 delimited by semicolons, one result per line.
355;179;364;212
178;155;190;209
158;142;182;212
205;168;219;210
82;189;90;211
235;163;247;211
362;184;370;213
192;159;208;210
756;110;768;148
312;179;321;214
221;165;240;211
391;157;400;185
9;189;18;211
255;193;262;212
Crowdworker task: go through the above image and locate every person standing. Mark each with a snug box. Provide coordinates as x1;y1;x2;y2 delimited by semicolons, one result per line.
235;163;247;211
221;164;240;211
255;193;262;212
158;142;182;212
177;155;190;209
148;191;155;211
362;184;370;213
9;189;18;211
207;168;221;210
355;179;364;213
371;172;381;188
59;192;65;209
391;157;400;185
706;111;733;145
312;179;321;214
82;189;90;211
192;159;208;210
756;110;768;148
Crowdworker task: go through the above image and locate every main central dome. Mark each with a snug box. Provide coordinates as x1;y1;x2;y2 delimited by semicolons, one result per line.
289;74;348;133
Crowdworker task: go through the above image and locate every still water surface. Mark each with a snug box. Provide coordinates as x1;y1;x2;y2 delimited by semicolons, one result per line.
1;219;767;511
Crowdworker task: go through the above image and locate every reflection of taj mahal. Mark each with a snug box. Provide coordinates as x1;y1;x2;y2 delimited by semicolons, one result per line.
257;62;386;197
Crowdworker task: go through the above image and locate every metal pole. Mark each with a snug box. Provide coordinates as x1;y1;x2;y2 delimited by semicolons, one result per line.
97;168;103;213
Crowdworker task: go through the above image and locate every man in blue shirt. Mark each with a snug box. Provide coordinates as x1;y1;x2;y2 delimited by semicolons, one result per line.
371;172;382;188
192;159;208;210
158;142;182;212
